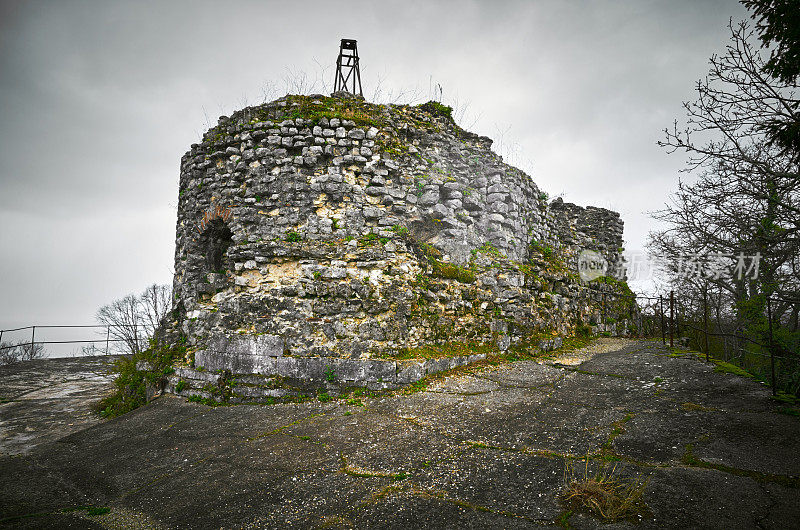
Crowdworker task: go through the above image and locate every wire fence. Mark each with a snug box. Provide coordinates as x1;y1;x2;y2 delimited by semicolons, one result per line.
586;286;800;397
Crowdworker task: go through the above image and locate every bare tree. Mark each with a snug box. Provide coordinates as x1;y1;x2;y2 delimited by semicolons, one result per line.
96;284;172;356
653;20;799;294
0;340;44;366
650;19;800;357
660;20;799;223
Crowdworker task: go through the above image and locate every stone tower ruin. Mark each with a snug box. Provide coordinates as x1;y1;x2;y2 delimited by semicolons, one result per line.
163;94;629;399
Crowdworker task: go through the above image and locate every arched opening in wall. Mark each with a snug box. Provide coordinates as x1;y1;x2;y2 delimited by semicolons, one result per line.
199;219;233;274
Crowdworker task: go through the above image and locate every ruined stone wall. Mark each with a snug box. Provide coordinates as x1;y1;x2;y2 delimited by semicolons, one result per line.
549;198;625;278
166;95;629;380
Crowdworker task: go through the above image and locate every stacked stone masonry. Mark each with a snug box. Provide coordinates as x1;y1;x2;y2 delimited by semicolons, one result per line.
165;94;630;389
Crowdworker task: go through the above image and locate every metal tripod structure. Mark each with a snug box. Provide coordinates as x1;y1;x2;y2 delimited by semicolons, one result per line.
333;39;363;96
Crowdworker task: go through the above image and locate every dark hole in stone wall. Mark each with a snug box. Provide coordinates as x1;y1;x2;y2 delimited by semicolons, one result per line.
199;219;233;273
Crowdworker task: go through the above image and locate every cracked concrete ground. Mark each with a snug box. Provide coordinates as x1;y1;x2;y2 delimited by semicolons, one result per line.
1;339;799;529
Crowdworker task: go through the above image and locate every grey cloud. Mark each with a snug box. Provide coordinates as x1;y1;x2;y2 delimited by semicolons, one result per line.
0;0;748;331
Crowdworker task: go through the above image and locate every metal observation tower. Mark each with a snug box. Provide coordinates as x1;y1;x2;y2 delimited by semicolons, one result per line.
333;39;363;96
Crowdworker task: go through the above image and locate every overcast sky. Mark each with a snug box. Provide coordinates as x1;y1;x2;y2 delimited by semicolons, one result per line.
0;0;749;338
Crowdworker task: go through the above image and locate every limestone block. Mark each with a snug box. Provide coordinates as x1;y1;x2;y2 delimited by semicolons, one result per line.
396;360;425;384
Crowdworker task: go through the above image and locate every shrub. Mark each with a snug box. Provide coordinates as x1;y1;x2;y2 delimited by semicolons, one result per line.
95;339;186;418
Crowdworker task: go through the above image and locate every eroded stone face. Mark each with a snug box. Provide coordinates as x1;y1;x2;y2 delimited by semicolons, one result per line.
166;95;627;374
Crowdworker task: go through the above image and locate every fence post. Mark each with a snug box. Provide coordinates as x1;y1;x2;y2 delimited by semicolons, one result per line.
0;329;3;345
602;292;606;327
703;288;710;362
660;295;665;345
767;295;776;396
669;291;674;348
105;326;111;355
629;296;635;337
31;326;36;351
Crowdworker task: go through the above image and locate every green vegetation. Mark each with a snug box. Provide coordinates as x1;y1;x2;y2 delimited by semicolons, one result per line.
390;224;409;237
772;391;799;405
429;260;476;283
284;231;303;242
556;510;573;528
561;455;649;522
591;275;636;319
600;413;634;453
418;100;454;120
682;443;800;488
324;365;337;382
397;229;477;283
359;232;390;247
712;360;754;378
575;324;593;338
260;95;382;128
188;394;225;407
529;239;555;260
473;242;503;259
95;339;187;419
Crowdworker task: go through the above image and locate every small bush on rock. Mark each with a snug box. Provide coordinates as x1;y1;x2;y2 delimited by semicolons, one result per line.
95;339;186;418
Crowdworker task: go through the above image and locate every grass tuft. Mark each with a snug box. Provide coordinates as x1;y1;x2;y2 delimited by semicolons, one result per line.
561;455;649;522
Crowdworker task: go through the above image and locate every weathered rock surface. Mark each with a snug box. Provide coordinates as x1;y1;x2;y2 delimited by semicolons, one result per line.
2;340;798;528
0;355;119;455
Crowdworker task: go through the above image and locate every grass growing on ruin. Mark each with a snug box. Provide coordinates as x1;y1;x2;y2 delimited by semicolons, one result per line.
385;334;594;394
259;95;383;128
284;231;303;242
711;359;755;378
358;232;390;247
473;242;503;259
418;101;454;121
429;260;476;283
181;334;598;409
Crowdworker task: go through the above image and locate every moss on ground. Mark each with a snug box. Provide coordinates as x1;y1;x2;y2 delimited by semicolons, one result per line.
682;443;800;488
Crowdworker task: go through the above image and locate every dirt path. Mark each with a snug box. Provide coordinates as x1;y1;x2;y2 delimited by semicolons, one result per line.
1;340;798;528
